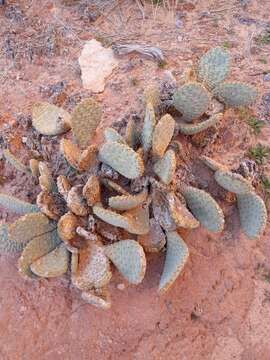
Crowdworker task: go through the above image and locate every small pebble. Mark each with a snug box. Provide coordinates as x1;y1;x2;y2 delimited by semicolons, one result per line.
22;136;28;143
117;283;125;291
264;73;270;82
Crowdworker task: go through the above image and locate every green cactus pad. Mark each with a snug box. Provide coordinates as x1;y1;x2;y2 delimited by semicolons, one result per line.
109;190;147;211
167;193;199;229
30;243;69;278
99;141;144;179
0;223;24;253
32;102;71;135
124;204;150;235
213;82;257;107
178;113;222;135
141;102;156;152
104;240;146;284
214;170;253;194
8;213;55;245
70;98;102;148
153;149;176;185
0;193;39;215
159;231;189;294
182;186;225;232
3;149;30;173
200;155;226;171
18;230;61;279
237;191;267;239
104;128;126;143
72;241;112;290
81;289;111;310
197;46;230;89
93;204;130;229
173;82;210;122
152;114;175;157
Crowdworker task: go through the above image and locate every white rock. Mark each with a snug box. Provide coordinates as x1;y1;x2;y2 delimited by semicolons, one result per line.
79;39;119;93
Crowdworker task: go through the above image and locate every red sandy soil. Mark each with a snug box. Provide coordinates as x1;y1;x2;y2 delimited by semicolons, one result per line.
0;1;270;359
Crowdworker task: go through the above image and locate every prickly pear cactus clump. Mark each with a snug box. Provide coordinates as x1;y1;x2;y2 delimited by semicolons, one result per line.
0;47;267;310
173;46;257;132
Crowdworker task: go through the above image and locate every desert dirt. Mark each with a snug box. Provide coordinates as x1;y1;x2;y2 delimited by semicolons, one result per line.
0;1;270;359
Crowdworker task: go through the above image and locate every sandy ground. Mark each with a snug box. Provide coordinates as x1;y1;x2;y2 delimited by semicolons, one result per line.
0;1;270;359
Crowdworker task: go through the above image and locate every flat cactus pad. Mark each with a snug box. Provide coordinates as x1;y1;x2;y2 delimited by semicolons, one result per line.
213;82;257;107
178;113;222;135
143;84;160;108
93;204;130;229
3;149;30;173
60;139;81;170
104;240;146;284
154;149;176;185
152;114;175;157
38;162;56;192
101;179;128;195
99;141;144;179
237;191;267;239
30;243;69;278
78;145;98;171
141;102;156;152
173;82;210;122
182;186;225;232
0;193;39;215
125;119;138;149
138;218;166;253
32;102;71;135
29;158;40;178
124;204;150;235
81;289;111;310
167;193;199;229
83;176;101;206
159;231;189;294
57;212;79;242
0;223;24;253
109;190;147;211
8;213;55;245
152;190;177;231
70;98;102;148
18;230;61;278
67;185;88;216
72;241;112;290
200;155;226;172
214;170;253;194
104;128;126;143
197;46;230;89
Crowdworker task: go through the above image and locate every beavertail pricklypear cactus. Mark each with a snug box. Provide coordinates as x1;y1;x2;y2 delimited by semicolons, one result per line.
173;46;257;134
202;156;267;238
0;47;266;309
197;46;230;90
